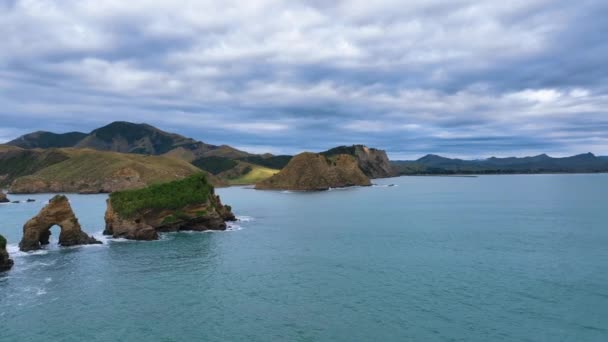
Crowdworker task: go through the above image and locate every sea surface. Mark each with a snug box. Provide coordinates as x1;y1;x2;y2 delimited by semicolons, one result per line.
1;174;607;341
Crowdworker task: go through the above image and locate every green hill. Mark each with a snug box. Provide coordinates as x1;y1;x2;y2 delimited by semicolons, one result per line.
6;147;225;193
0;145;70;187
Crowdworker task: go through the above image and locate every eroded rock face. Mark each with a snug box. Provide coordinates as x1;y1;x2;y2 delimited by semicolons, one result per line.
350;145;394;178
104;194;236;240
0;191;8;203
255;152;372;191
19;195;101;251
0;234;14;272
322;145;394;178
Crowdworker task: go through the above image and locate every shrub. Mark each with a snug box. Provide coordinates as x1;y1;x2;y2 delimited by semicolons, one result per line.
0;234;7;249
110;173;214;218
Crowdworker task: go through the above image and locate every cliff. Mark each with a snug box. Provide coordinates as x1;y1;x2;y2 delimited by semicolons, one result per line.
104;174;236;240
255;153;371;191
322;145;394;178
0;234;14;272
19;195;101;251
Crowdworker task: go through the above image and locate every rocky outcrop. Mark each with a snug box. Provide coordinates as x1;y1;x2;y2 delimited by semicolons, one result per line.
322;145;394;178
0;191;8;203
104;174;236;240
19;195;101;251
0;234;14;272
255;152;371;191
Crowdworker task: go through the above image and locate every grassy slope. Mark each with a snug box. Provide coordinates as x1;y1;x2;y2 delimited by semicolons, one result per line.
0;145;70;186
10;148;227;188
226;163;279;185
27;148;200;183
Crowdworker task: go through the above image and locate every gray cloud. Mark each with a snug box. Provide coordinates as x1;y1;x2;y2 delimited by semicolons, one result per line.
0;0;607;159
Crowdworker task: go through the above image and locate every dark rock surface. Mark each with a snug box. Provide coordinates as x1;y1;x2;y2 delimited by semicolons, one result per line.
0;234;14;272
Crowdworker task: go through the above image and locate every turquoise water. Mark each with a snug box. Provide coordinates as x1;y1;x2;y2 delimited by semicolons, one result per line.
1;174;608;341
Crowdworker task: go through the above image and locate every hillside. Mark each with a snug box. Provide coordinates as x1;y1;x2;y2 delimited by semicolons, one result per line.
6;122;399;185
0;145;70;187
8;148;225;193
255;152;371;190
218;163;279;185
392;153;608;175
322;145;393;178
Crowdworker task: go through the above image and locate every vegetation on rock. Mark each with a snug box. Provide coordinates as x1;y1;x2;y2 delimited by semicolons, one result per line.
105;173;235;240
109;173;214;218
0;233;13;272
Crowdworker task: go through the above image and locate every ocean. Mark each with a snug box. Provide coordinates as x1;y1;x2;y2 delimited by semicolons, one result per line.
1;174;607;341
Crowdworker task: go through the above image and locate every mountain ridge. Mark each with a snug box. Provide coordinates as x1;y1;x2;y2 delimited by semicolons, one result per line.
392;153;608;174
8;121;250;160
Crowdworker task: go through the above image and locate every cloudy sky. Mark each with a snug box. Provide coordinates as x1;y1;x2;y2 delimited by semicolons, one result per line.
0;0;606;159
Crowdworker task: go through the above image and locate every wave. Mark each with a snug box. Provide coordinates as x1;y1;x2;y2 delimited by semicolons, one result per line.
6;244;49;257
372;184;399;188
237;216;254;222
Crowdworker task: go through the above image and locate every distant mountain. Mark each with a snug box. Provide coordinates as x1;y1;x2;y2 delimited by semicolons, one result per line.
8;121;250;159
322;145;394;178
392;153;608;175
8;131;88;149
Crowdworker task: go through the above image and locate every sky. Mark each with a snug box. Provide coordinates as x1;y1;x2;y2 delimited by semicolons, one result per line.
0;0;607;159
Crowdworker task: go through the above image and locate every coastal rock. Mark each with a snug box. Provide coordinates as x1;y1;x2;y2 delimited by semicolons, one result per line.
0;191;8;203
255;152;371;191
104;174;236;240
0;234;14;272
19;195;101;251
322;145;394;178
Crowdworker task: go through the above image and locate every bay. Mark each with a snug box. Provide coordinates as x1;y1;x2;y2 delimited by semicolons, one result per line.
1;174;607;341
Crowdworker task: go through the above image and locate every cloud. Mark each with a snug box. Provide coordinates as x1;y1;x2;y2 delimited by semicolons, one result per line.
0;0;607;159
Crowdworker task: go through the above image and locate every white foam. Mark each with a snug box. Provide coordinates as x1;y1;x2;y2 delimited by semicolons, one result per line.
237;216;254;222
226;223;243;231
6;244;49;257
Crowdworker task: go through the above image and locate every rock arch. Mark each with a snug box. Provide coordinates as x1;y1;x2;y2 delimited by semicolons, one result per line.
19;195;101;251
